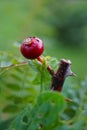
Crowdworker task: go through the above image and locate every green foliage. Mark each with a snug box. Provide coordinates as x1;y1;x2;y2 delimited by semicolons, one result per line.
0;51;87;130
8;92;66;130
0;52;57;121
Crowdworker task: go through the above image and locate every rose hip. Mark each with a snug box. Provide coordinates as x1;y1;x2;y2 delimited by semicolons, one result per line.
20;36;44;60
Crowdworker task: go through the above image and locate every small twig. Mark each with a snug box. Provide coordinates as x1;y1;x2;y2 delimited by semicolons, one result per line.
0;62;28;75
65;97;72;102
0;62;28;69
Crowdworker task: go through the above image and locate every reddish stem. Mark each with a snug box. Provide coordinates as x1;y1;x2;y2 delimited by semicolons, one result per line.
37;56;43;63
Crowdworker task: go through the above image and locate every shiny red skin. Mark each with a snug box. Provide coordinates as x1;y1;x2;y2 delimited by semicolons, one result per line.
20;37;44;59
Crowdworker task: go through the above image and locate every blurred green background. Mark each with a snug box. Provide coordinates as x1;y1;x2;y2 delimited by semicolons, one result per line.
0;0;87;80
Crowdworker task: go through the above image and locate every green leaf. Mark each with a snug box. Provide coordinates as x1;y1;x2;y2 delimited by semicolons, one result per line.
7;91;66;130
55;125;70;130
28;91;66;129
8;105;31;130
71;120;84;130
28;60;41;72
3;104;20;113
0;118;13;130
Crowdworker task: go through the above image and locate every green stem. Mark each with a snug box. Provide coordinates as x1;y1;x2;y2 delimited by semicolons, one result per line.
40;69;43;92
0;62;28;75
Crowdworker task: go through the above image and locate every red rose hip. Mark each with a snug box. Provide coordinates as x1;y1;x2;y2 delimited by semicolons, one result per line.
20;37;44;59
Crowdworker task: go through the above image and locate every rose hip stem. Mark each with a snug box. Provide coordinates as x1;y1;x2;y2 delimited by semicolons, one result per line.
37;56;43;63
47;59;76;92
